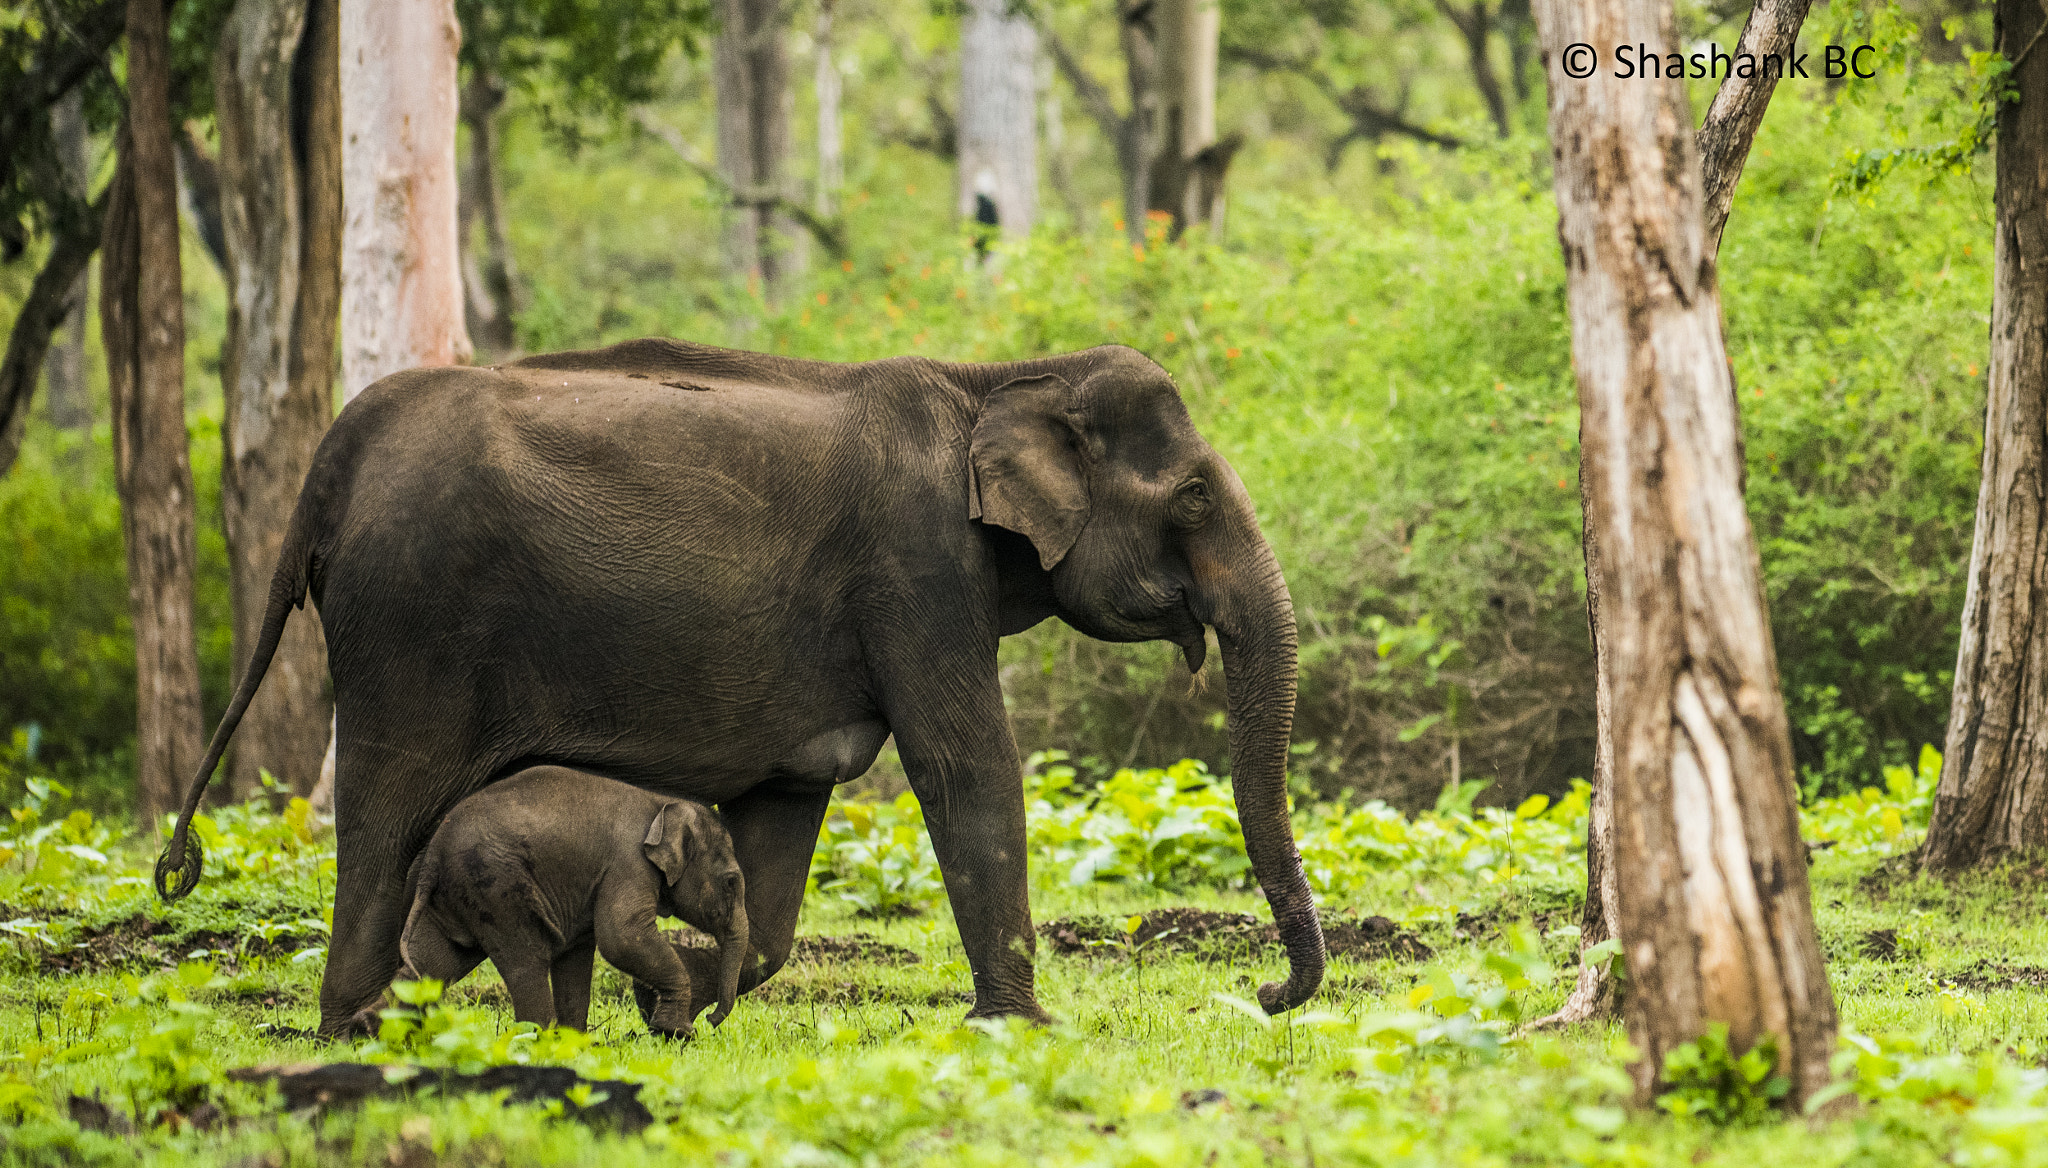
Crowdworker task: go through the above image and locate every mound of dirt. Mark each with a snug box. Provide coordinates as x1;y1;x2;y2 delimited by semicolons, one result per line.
1946;961;2048;991
38;913;320;973
667;933;922;966
227;1063;650;1132
747;979;971;1008
1039;908;1433;963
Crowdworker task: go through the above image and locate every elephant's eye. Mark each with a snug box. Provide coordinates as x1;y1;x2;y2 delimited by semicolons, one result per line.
1170;479;1213;529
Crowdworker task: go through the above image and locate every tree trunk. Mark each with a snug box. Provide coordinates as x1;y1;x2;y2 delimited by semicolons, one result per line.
1923;0;2048;871
958;0;1038;244
0;197;100;475
1541;0;1811;1029
715;0;791;304
105;0;205;827
338;0;470;400
1696;0;1815;256
317;0;468;814
458;72;518;359
1438;0;1512;137
1115;0;1156;244
44;90;93;434
1532;0;1838;1109
215;0;340;800
814;0;842;220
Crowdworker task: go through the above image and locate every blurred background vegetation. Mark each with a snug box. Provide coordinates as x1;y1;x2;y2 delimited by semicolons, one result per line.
0;0;1998;815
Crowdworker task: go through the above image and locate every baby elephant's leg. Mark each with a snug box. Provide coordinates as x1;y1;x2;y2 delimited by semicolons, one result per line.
492;947;561;1030
596;907;696;1038
550;935;598;1032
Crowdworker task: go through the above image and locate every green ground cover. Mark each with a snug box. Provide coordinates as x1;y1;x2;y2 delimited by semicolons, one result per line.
1;748;2044;1166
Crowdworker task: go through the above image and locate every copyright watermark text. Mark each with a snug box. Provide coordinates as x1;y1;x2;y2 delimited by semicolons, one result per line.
1558;42;1879;81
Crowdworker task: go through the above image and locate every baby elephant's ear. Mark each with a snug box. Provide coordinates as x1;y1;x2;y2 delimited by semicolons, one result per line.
642;804;694;887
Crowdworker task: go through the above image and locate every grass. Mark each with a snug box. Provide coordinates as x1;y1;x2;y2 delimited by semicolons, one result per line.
1;760;2046;1165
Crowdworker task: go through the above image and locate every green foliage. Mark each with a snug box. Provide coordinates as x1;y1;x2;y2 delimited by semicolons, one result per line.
1030;756;1252;891
0;777;129;909
1801;743;1939;855
360;979;599;1075
458;0;710;146
54;962;233;1126
0;425;234;809
809;791;945;917
1655;1023;1790;1127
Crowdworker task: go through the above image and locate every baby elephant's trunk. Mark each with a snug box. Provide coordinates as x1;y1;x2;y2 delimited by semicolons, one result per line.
711;904;749;1027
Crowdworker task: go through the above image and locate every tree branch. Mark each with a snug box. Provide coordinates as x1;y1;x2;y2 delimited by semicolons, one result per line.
1696;0;1815;256
631;108;847;261
0;0;126;195
0;190;105;475
1032;12;1126;143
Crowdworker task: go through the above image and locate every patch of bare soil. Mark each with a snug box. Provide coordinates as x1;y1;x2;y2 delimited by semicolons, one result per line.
38;913;320;973
1946;961;2048;991
1039;908;1433;963
746;979;971;1008
225;1063;650;1132
666;933;923;966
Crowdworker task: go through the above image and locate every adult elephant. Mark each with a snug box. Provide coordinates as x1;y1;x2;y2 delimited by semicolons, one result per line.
155;339;1325;1035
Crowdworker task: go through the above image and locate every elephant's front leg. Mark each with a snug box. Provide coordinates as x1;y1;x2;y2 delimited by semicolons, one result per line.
885;662;1050;1022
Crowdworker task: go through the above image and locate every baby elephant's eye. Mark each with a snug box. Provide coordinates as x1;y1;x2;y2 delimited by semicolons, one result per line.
723;872;742;894
1170;478;1214;530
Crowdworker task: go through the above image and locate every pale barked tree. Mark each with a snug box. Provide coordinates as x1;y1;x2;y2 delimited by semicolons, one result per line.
958;0;1039;245
1530;0;1838;1109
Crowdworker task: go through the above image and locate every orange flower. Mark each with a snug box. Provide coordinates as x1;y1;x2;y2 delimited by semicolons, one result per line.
920;266;932;280
1968;364;1979;377
1163;331;1177;344
1225;347;1241;359
1557;478;1569;489
816;292;830;306
841;260;854;273
906;183;918;195
1348;313;1359;326
1132;245;1146;262
955;287;967;300
1113;219;1126;233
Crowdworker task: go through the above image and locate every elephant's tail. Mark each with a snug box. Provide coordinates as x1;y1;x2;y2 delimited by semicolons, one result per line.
154;489;320;902
395;848;440;979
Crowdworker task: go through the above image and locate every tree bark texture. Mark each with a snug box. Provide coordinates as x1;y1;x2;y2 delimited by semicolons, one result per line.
957;0;1038;241
1924;0;2048;870
458;73;519;359
215;0;340;799
815;0;842;219
1544;0;1810;1027
44;90;94;434
105;0;205;826
339;0;470;400
1532;0;1838;1107
715;0;791;303
0;197;101;475
1695;0;1814;255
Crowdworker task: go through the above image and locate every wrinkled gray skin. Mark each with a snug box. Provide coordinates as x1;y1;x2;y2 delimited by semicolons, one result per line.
399;767;749;1037
156;338;1326;1036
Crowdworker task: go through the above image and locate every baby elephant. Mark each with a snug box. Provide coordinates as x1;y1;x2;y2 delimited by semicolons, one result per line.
397;766;749;1037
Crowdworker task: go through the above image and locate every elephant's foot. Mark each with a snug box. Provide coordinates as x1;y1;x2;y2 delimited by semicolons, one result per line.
631;982;700;1040
316;1002;385;1040
964;996;1055;1027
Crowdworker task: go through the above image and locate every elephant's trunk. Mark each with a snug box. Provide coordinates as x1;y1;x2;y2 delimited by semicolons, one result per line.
1198;530;1326;1014
710;904;749;1027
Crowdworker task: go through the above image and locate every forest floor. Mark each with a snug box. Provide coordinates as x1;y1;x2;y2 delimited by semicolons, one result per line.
1;826;2046;1167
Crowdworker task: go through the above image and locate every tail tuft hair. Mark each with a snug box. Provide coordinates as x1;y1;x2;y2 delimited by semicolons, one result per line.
153;833;204;901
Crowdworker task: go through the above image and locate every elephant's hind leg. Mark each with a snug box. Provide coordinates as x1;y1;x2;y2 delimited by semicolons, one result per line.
319;742;486;1036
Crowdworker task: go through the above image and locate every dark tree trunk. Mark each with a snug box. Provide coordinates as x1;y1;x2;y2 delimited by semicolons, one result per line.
106;0;205;826
1438;0;1511;137
1923;0;2048;870
44;91;94;435
1696;0;1816;255
214;0;340;799
458;72;519;358
0;198;101;474
1532;0;1838;1109
715;0;792;304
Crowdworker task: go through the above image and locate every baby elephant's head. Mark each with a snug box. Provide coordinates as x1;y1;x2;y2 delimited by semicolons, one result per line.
643;800;749;1026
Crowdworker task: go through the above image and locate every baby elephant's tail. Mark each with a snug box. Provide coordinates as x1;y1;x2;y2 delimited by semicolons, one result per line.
153;492;319;901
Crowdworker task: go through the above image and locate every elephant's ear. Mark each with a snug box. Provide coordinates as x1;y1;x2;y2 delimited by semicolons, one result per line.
642;804;693;887
969;374;1088;570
